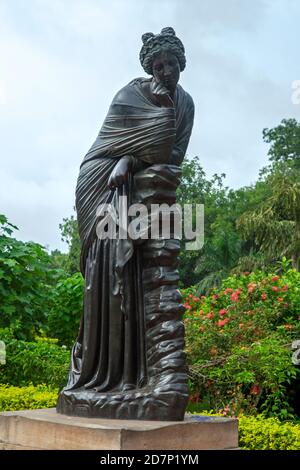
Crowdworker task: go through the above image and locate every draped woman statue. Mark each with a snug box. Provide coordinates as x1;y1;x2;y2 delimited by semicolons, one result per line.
57;27;194;421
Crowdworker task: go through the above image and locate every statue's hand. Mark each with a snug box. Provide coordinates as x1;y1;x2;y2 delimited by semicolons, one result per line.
107;156;132;190
151;80;174;108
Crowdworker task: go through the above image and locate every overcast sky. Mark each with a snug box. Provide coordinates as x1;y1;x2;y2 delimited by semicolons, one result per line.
1;0;300;251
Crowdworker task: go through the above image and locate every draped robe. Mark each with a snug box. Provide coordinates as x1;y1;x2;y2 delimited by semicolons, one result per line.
63;77;194;395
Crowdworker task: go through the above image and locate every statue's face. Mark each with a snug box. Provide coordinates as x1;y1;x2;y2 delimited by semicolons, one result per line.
152;52;180;93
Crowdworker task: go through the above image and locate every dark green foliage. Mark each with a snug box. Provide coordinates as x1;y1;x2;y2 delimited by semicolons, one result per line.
238;175;300;270
0;333;69;388
47;273;84;348
0;215;59;340
59;215;81;274
263;118;300;168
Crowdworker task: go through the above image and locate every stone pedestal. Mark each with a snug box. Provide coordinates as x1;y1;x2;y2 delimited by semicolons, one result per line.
0;408;238;450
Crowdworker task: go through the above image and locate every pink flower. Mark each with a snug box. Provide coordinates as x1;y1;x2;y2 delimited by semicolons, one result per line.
271;286;279;292
218;318;229;327
282;285;289;291
261;293;267;300
250;384;261;396
207;312;214;319
184;302;191;310
188;294;193;299
272;276;279;282
222;405;230;416
219;309;227;316
248;282;256;287
212;294;219;300
199;309;204;316
224;288;233;294
231;292;240;302
205;379;213;388
277;297;284;302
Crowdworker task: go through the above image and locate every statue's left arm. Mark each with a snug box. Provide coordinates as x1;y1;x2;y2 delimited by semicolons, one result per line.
170;93;195;166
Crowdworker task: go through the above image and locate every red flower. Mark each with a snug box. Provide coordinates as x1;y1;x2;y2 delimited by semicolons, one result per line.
189;392;201;403
248;286;255;293
188;294;193;299
261;293;267;300
231;292;240;302
224;288;233;294
219;309;227;316
282;285;289;291
207;312;214;319
205;379;213;388
277;297;284;302
184;302;192;310
218;318;229;327
250;384;261;396
271;286;279;292
272;276;279;282
248;282;257;288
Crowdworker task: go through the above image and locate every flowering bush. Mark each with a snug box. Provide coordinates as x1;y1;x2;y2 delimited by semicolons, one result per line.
183;268;300;420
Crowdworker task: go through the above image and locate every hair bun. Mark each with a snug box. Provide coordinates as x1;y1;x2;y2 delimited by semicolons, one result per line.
161;27;175;36
142;32;154;44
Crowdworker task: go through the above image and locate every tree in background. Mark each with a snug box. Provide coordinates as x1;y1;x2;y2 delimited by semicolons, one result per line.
262;118;300;171
238;119;300;272
58;214;81;274
0;215;58;340
238;175;300;271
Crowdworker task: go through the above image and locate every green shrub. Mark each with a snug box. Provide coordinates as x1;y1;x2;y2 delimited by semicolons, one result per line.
192;410;300;450
47;273;83;348
0;384;58;411
0;215;61;341
0;335;70;388
239;415;300;450
183;269;300;419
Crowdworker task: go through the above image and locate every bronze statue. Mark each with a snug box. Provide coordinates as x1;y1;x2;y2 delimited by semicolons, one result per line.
57;27;194;420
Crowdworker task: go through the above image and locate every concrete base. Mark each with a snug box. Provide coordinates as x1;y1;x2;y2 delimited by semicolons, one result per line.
0;408;238;450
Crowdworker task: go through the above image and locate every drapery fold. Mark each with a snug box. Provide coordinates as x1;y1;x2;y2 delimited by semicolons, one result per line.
64;78;194;393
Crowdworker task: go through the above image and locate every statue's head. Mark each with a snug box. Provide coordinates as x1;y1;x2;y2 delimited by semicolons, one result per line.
139;27;186;77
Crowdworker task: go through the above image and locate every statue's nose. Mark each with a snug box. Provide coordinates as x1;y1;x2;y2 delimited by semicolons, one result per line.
164;66;172;77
